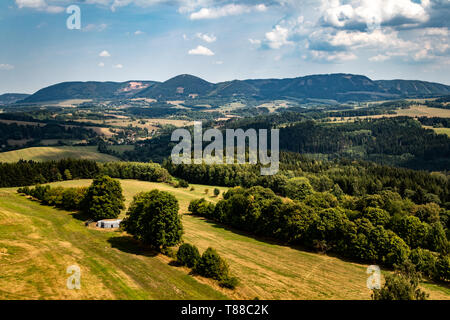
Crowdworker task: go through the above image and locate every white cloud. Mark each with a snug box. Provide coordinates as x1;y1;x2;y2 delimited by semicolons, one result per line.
113;64;123;68
15;0;64;13
0;64;14;71
134;30;144;35
99;50;111;57
196;33;216;43
188;45;215;56
265;25;293;49
320;0;430;30
98;62;105;67
83;24;108;32
310;50;357;62
214;60;224;65
369;54;390;62
190;3;266;20
249;38;262;45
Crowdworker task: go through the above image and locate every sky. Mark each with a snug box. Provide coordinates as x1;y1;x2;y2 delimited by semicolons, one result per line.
0;0;449;94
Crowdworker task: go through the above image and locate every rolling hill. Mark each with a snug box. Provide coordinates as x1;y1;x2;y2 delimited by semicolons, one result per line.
0;146;119;163
0;93;30;105
1;179;448;300
21;81;158;103
20;74;450;103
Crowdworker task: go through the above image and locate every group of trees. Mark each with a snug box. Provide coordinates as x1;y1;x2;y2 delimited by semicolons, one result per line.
0;159;100;188
176;244;238;289
278;117;450;170
164;153;449;207
123;114;450;171
18;185;87;211
18;175;125;220
98;162;171;183
0;160;171;188
189;185;450;282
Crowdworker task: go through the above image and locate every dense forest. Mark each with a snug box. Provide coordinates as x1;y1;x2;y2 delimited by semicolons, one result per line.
189;185;450;282
0;159;170;187
0;122;96;148
164;152;449;206
123;116;450;171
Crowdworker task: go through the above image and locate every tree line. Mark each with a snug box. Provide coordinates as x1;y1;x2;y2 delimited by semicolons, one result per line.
0;159;171;188
189;186;450;283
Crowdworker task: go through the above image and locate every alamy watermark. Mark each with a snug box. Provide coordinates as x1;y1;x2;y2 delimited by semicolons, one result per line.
66;265;81;290
366;265;381;290
66;5;81;30
171;122;280;175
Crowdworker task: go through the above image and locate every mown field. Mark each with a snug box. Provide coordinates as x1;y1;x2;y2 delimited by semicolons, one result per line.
1;179;449;300
328;105;450;123
423;126;450;137
0;146;119;163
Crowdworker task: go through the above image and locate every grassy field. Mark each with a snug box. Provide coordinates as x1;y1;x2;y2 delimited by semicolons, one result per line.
328;105;450;123
2;179;449;300
0;146;119;163
423;126;450;137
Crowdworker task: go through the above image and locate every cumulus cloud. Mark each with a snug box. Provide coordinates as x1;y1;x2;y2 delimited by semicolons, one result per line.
98;62;105;67
99;50;111;57
134;30;144;35
309;50;358;62
15;0;64;13
320;0;431;30
113;63;123;68
196;33;216;43
190;3;266;20
264;25;293;49
188;45;215;56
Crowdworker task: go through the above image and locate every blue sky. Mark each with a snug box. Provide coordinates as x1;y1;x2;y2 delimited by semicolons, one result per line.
0;0;449;94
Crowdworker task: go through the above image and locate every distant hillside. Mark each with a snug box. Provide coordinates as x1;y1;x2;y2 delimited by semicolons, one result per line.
0;146;119;163
136;74;215;99
22;81;158;103
0;93;30;105
21;74;450;103
375;80;450;96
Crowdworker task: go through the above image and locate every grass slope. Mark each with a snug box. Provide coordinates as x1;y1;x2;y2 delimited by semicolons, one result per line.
0;187;228;300
0;146;119;163
2;179;448;300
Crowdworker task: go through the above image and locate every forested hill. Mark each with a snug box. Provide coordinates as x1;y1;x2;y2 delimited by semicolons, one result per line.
21;74;450;103
0;93;30;105
123;117;450;171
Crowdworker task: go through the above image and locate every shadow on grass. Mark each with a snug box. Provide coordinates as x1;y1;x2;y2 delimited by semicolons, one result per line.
107;236;158;258
70;211;91;222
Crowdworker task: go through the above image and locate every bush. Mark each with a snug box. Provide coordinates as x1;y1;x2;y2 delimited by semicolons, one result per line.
195;247;229;281
372;261;428;300
122;189;183;249
435;255;450;282
219;276;239;289
61;187;86;211
177;243;201;268
161;247;177;259
178;179;189;188
214;188;220;197
409;248;437;279
188;198;215;218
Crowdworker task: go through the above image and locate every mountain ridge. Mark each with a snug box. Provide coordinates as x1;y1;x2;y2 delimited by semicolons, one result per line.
18;73;450;103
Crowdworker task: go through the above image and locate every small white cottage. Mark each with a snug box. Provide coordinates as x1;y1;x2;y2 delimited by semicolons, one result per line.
97;219;122;229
